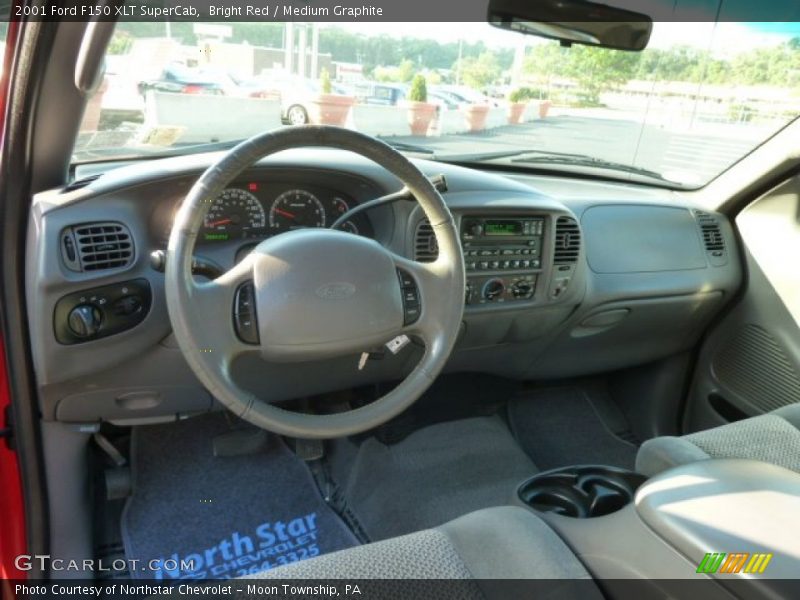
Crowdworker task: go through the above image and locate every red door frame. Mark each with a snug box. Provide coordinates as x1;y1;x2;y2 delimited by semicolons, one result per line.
0;17;29;590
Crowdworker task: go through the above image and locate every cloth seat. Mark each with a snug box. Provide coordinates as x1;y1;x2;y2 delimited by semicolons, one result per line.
244;506;601;597
636;403;800;476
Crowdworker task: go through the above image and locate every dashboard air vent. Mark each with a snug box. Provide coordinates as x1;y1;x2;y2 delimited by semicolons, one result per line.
553;216;581;264
695;211;725;252
68;222;134;271
414;219;438;262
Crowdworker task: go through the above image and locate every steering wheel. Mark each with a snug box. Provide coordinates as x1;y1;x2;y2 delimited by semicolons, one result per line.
165;126;465;439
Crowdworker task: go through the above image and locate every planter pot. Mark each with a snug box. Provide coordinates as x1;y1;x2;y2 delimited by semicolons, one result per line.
309;94;355;126
406;101;437;136
538;100;552;119
461;104;490;132
507;102;527;125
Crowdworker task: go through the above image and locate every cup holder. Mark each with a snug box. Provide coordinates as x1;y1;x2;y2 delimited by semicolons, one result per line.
518;465;647;518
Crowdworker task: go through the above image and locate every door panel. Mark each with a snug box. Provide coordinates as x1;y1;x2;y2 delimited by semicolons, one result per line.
685;177;800;431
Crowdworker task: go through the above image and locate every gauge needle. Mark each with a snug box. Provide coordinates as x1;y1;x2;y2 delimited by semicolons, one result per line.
207;218;232;227
274;208;297;220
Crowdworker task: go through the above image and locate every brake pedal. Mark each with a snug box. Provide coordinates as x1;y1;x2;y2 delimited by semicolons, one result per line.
288;437;325;462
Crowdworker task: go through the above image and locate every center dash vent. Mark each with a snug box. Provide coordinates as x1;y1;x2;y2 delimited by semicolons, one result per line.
553;216;581;264
62;222;134;272
414;219;438;262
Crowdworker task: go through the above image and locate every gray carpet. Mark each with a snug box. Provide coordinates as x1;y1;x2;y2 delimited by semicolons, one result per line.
508;387;638;471
328;416;538;541
122;413;357;580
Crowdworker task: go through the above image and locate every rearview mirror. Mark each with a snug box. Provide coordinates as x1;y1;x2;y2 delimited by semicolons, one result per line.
488;0;653;51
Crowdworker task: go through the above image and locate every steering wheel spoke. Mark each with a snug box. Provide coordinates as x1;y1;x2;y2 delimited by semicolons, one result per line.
179;255;260;363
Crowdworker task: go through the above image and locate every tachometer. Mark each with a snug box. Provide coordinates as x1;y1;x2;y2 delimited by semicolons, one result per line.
269;189;326;231
203;188;266;241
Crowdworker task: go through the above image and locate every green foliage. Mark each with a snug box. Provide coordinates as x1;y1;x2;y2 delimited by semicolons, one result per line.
397;59;416;83
509;87;544;102
319;26;514;74
453;51;502;90
108;31;134;55
522;38;800;106
320;68;332;94
408;74;428;102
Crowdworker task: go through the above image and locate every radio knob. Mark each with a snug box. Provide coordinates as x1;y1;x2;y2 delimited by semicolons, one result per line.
482;278;505;302
466;221;483;237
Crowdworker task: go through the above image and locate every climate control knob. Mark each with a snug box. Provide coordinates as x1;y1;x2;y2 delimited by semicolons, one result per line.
511;280;534;299
482;278;505;302
67;304;102;338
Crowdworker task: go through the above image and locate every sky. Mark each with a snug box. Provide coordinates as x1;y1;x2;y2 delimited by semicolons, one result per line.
327;22;800;57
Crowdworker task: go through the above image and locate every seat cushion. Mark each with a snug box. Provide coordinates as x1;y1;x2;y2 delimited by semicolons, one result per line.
636;403;800;476
245;506;597;584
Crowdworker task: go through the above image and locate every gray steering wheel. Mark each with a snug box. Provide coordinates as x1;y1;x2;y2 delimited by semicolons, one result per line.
165;126;465;438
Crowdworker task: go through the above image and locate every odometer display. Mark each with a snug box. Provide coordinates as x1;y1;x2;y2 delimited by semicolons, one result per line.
203;188;266;240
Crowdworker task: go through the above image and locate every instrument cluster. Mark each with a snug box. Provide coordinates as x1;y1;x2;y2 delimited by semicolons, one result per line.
197;181;371;244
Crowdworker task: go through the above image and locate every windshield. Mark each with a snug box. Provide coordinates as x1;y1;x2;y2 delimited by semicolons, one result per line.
76;21;800;188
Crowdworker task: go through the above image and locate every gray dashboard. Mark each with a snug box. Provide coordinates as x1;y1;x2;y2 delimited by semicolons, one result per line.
26;148;742;424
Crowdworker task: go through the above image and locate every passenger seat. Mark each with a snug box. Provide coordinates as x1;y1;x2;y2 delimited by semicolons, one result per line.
636;404;800;476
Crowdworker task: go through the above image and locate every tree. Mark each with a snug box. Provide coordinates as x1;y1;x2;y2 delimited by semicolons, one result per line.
453;51;502;89
397;59;416;83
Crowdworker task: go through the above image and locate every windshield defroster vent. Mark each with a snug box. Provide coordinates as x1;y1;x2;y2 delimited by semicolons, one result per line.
414;219;438;262
62;222;134;272
553;217;581;264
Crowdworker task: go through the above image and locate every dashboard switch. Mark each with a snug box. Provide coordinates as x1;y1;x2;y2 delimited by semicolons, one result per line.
397;268;422;325
234;282;260;344
68;305;102;338
112;295;142;316
54;279;152;344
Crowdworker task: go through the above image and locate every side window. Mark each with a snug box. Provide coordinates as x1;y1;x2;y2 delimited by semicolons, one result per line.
737;176;800;327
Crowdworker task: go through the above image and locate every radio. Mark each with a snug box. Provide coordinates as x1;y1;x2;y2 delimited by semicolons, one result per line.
460;217;544;305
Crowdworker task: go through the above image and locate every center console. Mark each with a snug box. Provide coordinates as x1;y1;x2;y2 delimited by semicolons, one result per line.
513;459;800;597
461;216;544;306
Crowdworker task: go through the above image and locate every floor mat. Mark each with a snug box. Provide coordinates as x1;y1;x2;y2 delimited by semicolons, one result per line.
327;416;537;542
122;413;357;580
508;387;638;471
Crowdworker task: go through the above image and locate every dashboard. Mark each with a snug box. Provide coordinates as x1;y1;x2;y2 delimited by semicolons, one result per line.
27;149;743;425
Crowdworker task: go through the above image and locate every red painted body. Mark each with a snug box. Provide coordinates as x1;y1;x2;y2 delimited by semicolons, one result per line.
0;17;28;595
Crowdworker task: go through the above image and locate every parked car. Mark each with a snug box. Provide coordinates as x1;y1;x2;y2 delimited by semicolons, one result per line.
270;74;350;125
352;82;408;106
432;84;502;107
137;64;228;96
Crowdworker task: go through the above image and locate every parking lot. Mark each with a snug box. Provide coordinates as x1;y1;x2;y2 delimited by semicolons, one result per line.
388;114;765;185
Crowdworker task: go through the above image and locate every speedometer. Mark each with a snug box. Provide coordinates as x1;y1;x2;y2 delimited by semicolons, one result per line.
269;189;326;231
203;188;266;241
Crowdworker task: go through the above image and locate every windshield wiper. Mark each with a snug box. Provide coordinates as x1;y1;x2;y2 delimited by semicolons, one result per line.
380;139;435;154
439;149;675;184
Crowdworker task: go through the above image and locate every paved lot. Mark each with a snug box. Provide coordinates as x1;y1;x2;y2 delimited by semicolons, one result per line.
389;115;761;185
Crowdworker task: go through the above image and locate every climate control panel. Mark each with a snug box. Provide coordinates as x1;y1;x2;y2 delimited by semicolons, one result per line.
465;274;537;305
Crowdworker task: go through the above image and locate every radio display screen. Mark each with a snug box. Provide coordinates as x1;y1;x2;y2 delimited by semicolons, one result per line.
484;220;522;236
